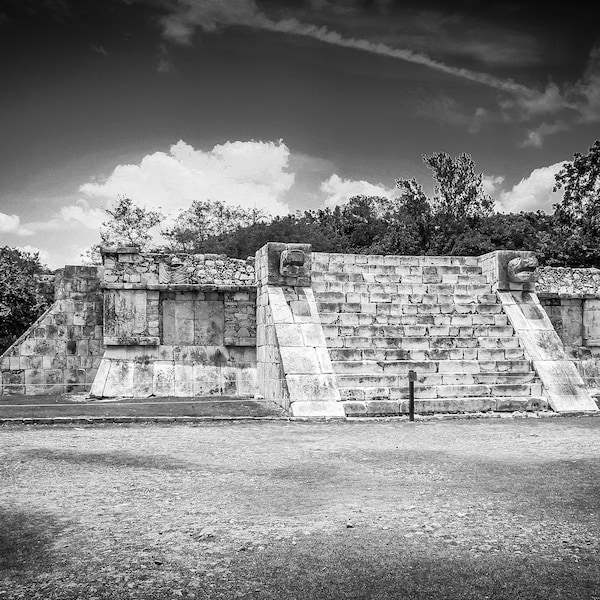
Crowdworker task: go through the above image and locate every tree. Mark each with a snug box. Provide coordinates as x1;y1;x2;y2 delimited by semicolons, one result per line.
0;247;52;354
101;196;164;248
83;197;164;263
395;152;495;254
376;179;433;255
162;200;269;254
547;140;600;266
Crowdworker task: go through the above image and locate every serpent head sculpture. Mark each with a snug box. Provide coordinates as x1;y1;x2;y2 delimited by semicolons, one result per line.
507;255;539;283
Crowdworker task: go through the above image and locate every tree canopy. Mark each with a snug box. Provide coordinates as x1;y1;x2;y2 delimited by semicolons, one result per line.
76;142;600;267
0;247;52;354
543;140;600;266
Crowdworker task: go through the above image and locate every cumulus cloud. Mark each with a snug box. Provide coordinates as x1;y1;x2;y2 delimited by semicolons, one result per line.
496;162;565;213
60;201;106;229
0;212;33;236
17;245;51;266
482;174;505;196
79;139;295;216
0;212;21;233
321;174;397;208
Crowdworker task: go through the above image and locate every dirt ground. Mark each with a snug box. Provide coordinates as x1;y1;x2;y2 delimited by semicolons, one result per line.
1;417;599;599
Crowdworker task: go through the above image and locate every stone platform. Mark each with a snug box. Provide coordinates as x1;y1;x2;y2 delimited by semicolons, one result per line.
1;244;599;419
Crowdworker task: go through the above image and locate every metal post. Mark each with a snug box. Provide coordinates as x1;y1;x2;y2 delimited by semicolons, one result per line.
408;369;416;422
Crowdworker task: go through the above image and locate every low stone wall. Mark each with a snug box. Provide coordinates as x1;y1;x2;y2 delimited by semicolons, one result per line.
0;266;104;395
536;266;600;395
102;247;255;286
537;267;600;295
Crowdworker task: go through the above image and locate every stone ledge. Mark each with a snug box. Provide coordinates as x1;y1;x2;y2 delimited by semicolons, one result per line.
103;283;256;291
2;411;599;425
103;336;160;346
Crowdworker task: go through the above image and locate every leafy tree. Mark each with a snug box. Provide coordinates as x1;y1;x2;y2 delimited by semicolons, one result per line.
0;247;52;354
545;140;600;266
395;152;495;255
83;197;164;263
162;200;268;253
374;179;433;255
101;196;164;248
423;152;494;221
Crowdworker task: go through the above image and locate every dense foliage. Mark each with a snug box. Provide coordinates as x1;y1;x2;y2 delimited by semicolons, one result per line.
0;247;52;354
3;143;599;354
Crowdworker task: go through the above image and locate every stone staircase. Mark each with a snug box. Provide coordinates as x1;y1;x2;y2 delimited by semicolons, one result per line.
311;253;546;416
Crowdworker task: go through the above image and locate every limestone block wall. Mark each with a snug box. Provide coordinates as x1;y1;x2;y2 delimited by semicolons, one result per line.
91;247;258;398
102;247;255;286
255;242;343;417
0;266;104;395
537;266;600;396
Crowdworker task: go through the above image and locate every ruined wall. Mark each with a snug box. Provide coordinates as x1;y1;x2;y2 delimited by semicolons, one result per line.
0;266;104;395
537;266;600;395
90;248;257;398
102;247;256;286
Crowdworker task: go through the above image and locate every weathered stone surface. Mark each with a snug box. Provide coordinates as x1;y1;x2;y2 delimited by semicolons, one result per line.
1;266;104;396
290;401;345;417
497;290;597;412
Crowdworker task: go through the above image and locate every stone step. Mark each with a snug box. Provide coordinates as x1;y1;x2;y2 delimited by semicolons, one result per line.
325;334;518;350
331;359;533;376
318;304;504;318
311;282;492;295
311;253;481;268
330;347;525;362
320;314;510;327
336;372;537;387
329;342;523;361
341;396;548;416
322;324;517;339
311;262;482;274
338;382;541;401
314;291;498;304
311;272;488;285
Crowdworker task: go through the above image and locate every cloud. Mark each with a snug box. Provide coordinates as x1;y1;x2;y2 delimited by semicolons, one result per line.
79;139;295;216
520;121;570;148
321;174;396;208
16;245;51;266
148;1;600;147
482;174;505;196
155;0;533;96
0;212;33;236
0;212;21;233
496;162;565;213
90;43;107;56
60;201;106;229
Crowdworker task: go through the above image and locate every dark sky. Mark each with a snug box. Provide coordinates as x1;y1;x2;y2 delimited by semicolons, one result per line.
1;0;599;267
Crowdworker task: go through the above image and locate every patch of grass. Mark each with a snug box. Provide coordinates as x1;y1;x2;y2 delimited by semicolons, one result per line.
0;507;63;572
21;448;193;471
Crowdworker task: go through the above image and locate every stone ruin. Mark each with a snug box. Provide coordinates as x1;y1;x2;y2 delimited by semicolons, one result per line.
1;243;599;417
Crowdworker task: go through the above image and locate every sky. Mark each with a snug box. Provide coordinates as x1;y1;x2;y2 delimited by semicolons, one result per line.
1;0;599;268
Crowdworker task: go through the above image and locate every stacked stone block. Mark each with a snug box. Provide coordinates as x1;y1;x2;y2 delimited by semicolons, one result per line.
0;266;104;395
255;243;343;416
91;247;258;398
311;253;545;416
102;247;255;286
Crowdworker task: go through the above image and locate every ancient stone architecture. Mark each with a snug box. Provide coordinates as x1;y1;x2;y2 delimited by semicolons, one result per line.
1;243;599;417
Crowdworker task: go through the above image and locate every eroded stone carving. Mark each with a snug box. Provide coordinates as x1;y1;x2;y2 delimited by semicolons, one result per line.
507;255;539;283
279;248;306;277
